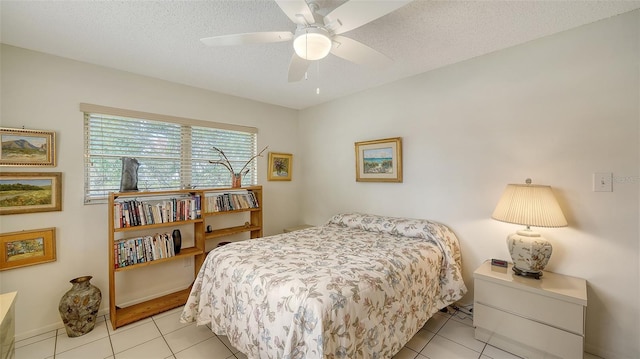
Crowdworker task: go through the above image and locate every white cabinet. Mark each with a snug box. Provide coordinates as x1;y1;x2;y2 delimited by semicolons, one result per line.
473;261;587;359
0;292;17;359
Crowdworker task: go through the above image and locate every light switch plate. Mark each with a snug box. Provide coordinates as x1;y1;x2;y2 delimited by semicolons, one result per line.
593;172;613;192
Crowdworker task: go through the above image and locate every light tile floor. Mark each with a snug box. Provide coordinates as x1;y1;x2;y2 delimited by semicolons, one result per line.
15;307;602;359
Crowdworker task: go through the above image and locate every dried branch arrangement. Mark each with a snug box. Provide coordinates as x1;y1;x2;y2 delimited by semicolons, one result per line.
209;145;268;176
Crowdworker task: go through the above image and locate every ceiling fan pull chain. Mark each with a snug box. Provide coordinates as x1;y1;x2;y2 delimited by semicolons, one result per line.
304;28;309;81
305;28;309;60
316;61;320;95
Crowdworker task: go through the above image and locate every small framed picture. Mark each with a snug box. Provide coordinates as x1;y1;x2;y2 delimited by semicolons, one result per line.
0;127;56;167
0;172;62;215
1;227;56;271
355;137;403;182
267;152;292;181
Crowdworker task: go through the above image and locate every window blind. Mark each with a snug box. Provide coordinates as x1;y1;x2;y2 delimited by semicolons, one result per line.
83;109;258;204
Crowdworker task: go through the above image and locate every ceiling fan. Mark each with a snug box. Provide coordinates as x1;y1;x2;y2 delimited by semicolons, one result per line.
200;0;413;82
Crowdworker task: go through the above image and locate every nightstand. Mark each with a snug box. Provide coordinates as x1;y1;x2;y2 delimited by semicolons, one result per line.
283;224;313;233
473;260;587;359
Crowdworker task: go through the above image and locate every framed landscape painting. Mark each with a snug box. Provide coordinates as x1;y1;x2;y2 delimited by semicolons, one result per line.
0;127;56;167
267;152;292;181
0;172;62;215
0;227;56;271
355;137;403;182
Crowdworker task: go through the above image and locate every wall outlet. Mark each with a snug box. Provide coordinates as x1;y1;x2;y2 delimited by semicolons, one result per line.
593;172;613;192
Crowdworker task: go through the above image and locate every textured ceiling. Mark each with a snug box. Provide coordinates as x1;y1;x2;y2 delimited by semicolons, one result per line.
1;1;639;110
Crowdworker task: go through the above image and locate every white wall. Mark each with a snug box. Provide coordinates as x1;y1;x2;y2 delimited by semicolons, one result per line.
2;9;639;358
0;44;301;338
299;10;639;359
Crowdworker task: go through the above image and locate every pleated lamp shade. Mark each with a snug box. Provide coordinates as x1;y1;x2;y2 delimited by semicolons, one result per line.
492;183;567;228
492;180;567;279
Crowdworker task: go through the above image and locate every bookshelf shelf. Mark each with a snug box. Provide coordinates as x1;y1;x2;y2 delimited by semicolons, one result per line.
204;207;260;216
113;247;203;272
112;287;192;329
108;186;262;329
113;219;203;233
205;225;262;239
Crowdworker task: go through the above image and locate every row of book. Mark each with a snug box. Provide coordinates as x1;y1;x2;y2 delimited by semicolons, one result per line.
114;195;201;229
204;190;259;212
114;232;178;269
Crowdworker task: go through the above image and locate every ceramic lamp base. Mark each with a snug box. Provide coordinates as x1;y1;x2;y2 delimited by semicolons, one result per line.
512;265;543;279
506;229;552;279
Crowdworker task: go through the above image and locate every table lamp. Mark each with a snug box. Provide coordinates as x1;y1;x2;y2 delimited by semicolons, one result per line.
491;178;567;279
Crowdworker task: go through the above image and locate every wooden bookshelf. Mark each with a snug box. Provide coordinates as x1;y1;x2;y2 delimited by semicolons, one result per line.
108;186;262;329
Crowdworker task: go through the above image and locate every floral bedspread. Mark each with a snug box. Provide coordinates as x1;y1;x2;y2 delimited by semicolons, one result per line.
181;213;467;359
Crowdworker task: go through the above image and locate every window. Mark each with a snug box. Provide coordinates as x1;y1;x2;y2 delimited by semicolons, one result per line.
82;104;258;203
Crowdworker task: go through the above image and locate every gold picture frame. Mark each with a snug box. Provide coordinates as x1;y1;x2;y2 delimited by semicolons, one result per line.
1;127;56;167
0;172;62;215
267;152;292;181
1;227;56;271
355;137;403;182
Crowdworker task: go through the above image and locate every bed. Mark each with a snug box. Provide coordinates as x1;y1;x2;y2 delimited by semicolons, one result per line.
180;213;467;358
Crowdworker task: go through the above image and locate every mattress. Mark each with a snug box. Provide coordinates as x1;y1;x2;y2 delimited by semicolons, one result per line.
181;213;467;358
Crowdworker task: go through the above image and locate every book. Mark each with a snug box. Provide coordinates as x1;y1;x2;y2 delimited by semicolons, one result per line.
204;190;258;212
114;231;178;268
113;193;202;228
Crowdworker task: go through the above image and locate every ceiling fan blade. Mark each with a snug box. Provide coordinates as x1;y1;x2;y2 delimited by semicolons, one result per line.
324;0;413;35
200;32;293;46
288;53;310;82
275;0;315;25
330;35;392;68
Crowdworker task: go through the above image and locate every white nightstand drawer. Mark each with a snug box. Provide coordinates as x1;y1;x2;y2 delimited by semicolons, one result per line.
475;303;584;359
473;261;586;359
476;279;584;334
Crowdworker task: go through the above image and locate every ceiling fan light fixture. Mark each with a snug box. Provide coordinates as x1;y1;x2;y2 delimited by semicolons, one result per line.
293;27;332;61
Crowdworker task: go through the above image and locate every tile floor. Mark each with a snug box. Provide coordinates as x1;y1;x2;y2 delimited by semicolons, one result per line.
15;307;601;359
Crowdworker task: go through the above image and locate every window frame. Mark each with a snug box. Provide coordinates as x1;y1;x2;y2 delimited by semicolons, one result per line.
81;103;258;204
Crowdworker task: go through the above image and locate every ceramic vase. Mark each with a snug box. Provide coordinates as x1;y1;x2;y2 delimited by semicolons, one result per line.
172;229;182;254
58;276;102;337
231;173;242;188
119;157;140;192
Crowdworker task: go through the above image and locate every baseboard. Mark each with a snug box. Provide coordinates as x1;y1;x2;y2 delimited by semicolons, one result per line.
14;307;110;342
583;342;609;359
15;284;190;342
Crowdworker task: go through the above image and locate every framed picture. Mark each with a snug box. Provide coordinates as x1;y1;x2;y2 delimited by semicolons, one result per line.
1;127;56;167
267;152;293;181
355;137;403;182
0;172;62;215
1;227;56;271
